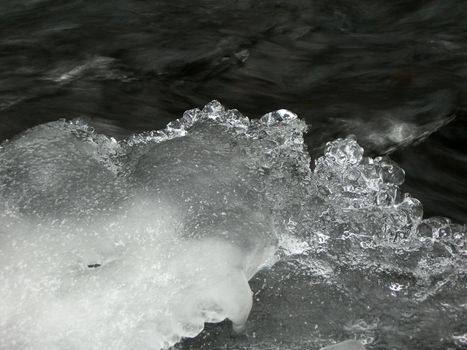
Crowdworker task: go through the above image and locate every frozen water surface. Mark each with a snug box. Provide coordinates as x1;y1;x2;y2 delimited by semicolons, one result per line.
0;102;466;349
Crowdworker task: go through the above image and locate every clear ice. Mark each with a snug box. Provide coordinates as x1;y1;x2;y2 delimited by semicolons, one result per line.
0;101;465;350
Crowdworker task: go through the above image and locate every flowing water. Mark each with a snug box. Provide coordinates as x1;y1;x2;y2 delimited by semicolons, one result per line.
0;1;466;349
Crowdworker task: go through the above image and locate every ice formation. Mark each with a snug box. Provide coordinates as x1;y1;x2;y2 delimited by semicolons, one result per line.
320;340;365;350
0;101;465;349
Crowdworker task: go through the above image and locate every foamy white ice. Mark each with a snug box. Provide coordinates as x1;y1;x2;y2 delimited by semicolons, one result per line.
0;102;305;349
0;101;465;349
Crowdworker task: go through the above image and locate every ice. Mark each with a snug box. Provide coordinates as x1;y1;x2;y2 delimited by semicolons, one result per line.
320;340;365;350
0;102;307;349
0;101;466;349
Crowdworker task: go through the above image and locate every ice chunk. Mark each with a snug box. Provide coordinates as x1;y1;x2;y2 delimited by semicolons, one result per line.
0;102;307;350
0;101;465;350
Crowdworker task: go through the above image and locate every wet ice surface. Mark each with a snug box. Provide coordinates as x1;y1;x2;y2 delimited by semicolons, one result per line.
1;102;466;350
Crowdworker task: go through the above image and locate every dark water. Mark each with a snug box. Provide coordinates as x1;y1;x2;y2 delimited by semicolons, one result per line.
1;0;466;221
